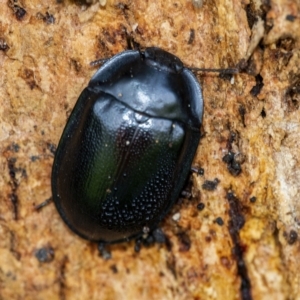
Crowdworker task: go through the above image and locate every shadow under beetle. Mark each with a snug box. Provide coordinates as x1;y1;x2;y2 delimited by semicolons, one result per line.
51;47;204;244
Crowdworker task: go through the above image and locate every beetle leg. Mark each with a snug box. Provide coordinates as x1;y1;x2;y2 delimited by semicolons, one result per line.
152;228;167;244
134;228;168;252
34;197;52;211
190;166;204;176
134;239;142;252
98;243;111;260
181;190;192;199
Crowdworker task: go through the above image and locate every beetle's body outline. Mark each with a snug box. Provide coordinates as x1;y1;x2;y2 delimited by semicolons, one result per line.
51;47;203;244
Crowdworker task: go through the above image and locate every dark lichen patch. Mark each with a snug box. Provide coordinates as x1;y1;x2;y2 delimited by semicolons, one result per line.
222;151;234;164
286;14;296;22
202;178;220;191
15;6;26;19
44;12;55;24
30;155;40;162
36;11;55;24
8;0;27;20
215;217;224;226
227;193;245;230
222;151;242;176
35;246;55;263
134;228;169;253
260;108;266;118
7;143;20;153
197;202;205;211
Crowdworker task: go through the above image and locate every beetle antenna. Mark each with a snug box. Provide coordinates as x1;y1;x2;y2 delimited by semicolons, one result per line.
90;58;109;67
189;67;239;74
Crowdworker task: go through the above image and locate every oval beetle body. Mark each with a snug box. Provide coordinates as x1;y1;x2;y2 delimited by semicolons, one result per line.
52;47;203;243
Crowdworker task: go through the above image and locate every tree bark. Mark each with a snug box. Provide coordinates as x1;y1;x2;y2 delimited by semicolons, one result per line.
0;0;299;299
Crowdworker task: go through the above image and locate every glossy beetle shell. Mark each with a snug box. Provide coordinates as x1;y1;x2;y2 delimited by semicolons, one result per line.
52;47;203;243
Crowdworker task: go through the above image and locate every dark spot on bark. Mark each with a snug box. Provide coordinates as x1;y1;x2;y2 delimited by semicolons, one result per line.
177;231;191;252
35;246;55;263
239;105;246;127
286;15;296;22
8;0;27;20
152;228;167;244
188;28;195;44
222;151;242;176
250;74;264;96
0;38;10;51
59;256;68;300
191;166;204;176
202;178;220;191
227;192;252;300
197;202;205;211
7;156;26;220
47;143;57;155
110;264;118;273
98;243;111;260
70;59;82;73
284;230;298;245
215;217;224;226
30;155;40;162
166;254;177;279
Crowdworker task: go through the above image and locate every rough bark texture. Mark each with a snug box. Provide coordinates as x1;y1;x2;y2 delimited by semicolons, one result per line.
0;0;300;299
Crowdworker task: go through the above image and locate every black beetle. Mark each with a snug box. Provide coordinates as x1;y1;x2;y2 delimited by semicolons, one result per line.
51;47;203;244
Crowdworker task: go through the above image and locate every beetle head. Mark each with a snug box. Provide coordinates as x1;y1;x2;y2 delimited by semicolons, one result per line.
143;47;183;74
